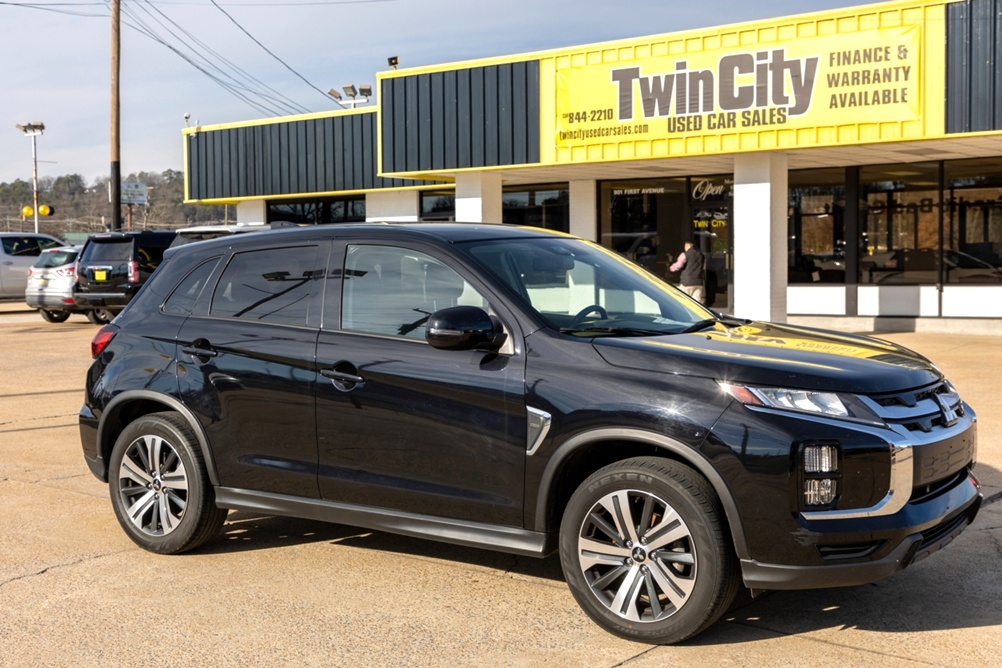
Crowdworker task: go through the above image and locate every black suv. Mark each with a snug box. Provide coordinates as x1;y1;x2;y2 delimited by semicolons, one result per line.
80;223;981;644
75;230;177;323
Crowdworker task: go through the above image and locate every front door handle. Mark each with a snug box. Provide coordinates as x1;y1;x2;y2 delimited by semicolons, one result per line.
321;369;364;384
320;362;365;391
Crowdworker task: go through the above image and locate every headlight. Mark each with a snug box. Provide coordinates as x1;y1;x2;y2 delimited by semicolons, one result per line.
719;382;883;426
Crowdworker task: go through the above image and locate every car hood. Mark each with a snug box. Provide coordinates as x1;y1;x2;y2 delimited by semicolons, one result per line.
593;321;941;394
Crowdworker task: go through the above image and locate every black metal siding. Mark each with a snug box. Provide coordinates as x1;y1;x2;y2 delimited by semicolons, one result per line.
946;0;1002;133
186;111;422;201
380;60;541;174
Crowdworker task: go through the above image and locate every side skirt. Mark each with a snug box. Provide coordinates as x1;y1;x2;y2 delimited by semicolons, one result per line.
215;487;555;558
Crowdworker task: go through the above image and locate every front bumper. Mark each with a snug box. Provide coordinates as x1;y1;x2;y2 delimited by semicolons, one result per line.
710;393;981;591
741;472;981;591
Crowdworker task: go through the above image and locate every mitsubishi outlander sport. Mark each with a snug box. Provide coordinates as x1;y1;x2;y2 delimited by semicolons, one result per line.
80;223;981;644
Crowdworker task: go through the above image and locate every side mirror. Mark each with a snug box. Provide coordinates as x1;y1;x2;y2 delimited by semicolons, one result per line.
426;306;507;352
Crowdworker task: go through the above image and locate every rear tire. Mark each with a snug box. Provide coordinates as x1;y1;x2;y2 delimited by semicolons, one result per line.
108;412;227;554
40;309;70;323
560;457;739;644
86;308;114;325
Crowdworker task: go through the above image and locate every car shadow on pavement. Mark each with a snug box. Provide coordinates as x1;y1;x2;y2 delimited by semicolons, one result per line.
202;509;566;582
201;470;1000;642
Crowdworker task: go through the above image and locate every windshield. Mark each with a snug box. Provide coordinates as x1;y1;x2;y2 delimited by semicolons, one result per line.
461;236;716;335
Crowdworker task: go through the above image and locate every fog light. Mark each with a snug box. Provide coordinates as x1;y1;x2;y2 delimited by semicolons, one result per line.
804;444;838;473
803;444;839;507
805;478;836;506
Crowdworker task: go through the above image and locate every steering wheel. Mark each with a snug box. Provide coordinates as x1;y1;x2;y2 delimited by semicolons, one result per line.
568;304;608;328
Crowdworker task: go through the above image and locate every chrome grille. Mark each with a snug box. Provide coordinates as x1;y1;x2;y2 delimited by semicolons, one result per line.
867;381;964;433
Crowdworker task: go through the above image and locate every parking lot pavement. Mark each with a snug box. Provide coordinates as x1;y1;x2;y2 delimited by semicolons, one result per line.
0;316;999;667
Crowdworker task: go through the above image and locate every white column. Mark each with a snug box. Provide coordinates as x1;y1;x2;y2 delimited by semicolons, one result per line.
732;153;788;323
365;190;420;222
455;172;502;223
568;180;597;240
236;200;267;224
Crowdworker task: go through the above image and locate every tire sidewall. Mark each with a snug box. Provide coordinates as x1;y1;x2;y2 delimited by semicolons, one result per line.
87;308;114;325
559;460;729;643
40;309;70;323
108;414;210;554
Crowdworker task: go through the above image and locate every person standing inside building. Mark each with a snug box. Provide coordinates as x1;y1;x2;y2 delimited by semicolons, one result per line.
668;238;705;303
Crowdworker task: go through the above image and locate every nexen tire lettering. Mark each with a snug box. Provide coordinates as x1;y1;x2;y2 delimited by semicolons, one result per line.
588;472;654;492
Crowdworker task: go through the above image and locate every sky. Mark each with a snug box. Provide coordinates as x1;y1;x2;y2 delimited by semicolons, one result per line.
1;0;870;186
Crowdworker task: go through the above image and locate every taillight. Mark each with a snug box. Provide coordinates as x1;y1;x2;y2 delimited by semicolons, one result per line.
91;326;117;358
127;260;139;283
54;266;76;278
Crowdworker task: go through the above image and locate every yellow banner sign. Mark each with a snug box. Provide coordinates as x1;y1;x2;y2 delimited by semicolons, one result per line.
555;26;921;147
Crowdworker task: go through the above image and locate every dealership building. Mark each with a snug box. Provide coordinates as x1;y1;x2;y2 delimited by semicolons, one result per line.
183;0;1002;331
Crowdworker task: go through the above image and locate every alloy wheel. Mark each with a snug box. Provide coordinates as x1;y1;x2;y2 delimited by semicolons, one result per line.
575;488;697;623
117;433;190;536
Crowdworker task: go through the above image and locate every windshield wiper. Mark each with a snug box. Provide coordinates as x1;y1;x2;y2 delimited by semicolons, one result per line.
679;314;751;334
678;318;720;333
561;326;667;337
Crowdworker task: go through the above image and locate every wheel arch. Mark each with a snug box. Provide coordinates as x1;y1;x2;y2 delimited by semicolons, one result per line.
97;390;219;486
534;428;750;561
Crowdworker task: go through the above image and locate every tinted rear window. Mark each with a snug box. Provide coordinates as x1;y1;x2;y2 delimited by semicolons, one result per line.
82;239;133;263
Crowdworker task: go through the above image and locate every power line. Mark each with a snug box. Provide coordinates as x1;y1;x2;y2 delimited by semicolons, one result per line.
208;0;341;106
0;1;106;16
123;16;286;115
1;0;358;114
130;0;313;115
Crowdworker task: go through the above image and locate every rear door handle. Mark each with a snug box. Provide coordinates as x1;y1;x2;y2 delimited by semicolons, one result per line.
181;343;218;359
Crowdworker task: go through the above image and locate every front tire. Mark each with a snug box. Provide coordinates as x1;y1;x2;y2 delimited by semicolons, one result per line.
40;309;70;323
108;412;227;554
560;457;739;644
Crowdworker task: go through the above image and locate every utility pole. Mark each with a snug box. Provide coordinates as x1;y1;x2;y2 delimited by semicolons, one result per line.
15;122;45;234
111;0;122;230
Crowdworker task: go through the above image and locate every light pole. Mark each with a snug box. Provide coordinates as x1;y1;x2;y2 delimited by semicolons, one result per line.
15;122;45;234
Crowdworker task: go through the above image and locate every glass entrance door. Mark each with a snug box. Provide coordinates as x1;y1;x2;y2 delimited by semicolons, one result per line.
689;176;733;312
690;202;732;311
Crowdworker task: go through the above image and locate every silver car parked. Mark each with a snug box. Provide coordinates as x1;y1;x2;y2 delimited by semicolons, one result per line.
25;245;86;323
1;232;63;298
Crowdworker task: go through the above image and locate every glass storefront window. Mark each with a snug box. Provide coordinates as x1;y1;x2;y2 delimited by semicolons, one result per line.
598;178;688;278
860;163;940;285
502;184;568;231
420;185;570;230
598;177;730;309
267;196;365;225
788;168;846;284
421;190;455;221
945;158;1002;284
